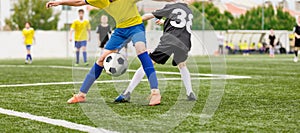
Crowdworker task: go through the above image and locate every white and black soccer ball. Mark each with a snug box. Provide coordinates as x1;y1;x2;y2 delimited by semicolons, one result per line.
103;53;128;77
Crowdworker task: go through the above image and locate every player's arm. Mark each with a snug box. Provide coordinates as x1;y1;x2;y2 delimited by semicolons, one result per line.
87;21;91;41
142;13;155;21
46;0;87;8
69;29;74;42
88;29;91;41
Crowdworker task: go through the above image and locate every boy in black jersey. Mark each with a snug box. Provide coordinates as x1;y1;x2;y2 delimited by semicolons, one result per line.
115;0;197;102
293;16;300;62
96;15;111;55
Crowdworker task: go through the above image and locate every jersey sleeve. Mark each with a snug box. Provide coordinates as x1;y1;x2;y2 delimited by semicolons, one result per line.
293;26;296;33
96;26;100;33
22;29;25;36
70;21;75;30
31;29;35;37
85;0;110;9
87;20;91;30
152;4;173;19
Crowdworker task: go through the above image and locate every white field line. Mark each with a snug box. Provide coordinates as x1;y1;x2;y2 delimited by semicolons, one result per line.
0;65;251;79
0;107;114;133
0;76;246;88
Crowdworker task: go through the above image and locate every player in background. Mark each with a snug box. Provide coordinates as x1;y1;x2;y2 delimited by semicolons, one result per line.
96;15;111;55
70;9;91;66
217;32;225;55
22;22;35;64
46;0;161;106
268;29;276;58
293;16;300;62
115;0;197;102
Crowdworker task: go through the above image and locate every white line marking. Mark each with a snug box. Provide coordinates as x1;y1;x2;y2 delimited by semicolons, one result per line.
0;76;247;88
0;65;251;79
0;107;114;133
0;65;251;88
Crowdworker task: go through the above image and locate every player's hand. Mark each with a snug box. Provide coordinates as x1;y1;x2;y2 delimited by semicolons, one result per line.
155;19;164;25
69;37;72;42
46;1;60;8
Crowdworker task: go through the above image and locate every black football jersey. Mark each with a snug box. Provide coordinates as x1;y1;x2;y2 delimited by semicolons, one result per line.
96;25;111;41
152;3;193;52
294;25;300;39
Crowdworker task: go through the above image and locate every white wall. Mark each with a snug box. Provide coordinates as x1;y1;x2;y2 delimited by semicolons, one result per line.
0;30;221;59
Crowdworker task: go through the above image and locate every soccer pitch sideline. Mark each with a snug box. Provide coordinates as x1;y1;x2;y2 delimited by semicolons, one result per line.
0;55;299;132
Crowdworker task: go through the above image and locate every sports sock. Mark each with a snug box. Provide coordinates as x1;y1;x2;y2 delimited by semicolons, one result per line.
270;48;274;55
79;63;103;93
83;51;87;63
179;66;193;95
123;67;145;95
295;50;298;57
26;54;30;60
76;51;79;64
28;54;32;60
138;52;158;89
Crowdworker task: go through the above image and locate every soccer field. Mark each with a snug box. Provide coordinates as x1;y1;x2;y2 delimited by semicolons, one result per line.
0;55;299;132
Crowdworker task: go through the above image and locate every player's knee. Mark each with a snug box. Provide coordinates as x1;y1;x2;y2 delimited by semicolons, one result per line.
177;62;186;69
96;56;105;66
135;42;147;55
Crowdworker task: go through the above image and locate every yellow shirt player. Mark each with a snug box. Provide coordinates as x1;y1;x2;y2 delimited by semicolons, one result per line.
22;22;35;64
69;9;91;66
46;0;161;106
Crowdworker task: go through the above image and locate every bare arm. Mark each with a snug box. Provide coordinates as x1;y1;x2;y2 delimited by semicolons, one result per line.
142;13;155;21
69;29;74;42
88;29;91;41
46;0;86;8
295;33;300;39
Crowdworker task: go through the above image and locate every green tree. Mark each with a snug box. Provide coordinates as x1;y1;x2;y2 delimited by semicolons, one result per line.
192;2;234;30
231;6;295;30
9;0;60;30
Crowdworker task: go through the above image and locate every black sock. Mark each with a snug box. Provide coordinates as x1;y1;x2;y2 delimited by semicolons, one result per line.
295;50;298;57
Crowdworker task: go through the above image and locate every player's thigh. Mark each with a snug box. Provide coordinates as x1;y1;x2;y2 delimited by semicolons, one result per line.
105;31;126;51
131;24;147;55
173;48;188;66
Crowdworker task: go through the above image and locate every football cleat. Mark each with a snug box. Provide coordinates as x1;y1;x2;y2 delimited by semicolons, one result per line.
84;62;89;66
114;92;131;103
74;63;79;67
294;57;298;63
187;92;197;101
148;89;161;106
67;94;86;104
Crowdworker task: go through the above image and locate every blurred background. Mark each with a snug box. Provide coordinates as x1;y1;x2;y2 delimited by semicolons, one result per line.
0;0;299;59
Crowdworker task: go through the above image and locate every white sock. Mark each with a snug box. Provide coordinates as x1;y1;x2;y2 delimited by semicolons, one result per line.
179;66;193;95
123;67;145;95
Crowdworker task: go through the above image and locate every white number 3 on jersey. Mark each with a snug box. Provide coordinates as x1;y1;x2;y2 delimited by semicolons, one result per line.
170;8;193;33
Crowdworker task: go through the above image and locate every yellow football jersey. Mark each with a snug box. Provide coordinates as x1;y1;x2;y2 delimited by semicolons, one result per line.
71;19;91;41
86;0;142;28
22;28;35;45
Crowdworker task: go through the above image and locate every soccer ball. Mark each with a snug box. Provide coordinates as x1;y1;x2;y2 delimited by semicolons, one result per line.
103;53;128;77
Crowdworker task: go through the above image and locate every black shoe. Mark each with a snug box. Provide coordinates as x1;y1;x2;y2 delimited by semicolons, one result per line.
187;92;197;101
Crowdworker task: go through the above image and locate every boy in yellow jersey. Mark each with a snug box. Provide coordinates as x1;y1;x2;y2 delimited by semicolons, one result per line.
46;0;161;106
70;9;91;66
22;22;35;64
